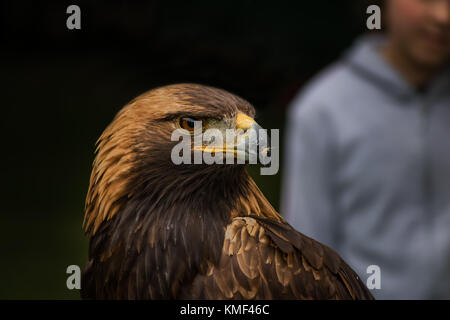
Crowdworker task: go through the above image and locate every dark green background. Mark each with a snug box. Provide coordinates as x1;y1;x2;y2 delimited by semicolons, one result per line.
0;0;365;298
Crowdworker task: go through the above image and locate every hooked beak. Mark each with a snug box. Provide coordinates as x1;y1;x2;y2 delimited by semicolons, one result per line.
193;112;271;164
234;113;271;164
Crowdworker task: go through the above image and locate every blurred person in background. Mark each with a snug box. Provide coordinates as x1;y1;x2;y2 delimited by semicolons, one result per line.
282;0;450;299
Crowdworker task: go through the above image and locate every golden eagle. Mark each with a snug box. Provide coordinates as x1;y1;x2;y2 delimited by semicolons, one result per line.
81;83;373;300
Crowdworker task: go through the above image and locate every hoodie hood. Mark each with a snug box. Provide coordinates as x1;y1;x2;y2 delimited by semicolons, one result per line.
344;34;450;101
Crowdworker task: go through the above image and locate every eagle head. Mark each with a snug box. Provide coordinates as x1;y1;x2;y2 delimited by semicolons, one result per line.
83;83;272;235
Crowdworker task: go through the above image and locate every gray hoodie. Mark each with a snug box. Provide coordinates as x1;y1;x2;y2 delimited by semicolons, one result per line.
282;34;450;299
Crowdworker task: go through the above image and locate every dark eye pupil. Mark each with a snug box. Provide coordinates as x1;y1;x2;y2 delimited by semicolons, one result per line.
180;117;199;130
186;118;195;128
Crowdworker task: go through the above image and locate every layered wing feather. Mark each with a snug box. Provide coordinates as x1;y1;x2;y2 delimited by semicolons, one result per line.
182;215;374;300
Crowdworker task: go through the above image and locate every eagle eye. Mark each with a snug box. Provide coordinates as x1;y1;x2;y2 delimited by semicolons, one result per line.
179;117;200;132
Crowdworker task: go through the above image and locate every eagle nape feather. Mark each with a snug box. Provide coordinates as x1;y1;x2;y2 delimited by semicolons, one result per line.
81;83;374;300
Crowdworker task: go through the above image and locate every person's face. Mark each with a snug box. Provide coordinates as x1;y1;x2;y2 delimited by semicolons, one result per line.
386;0;450;69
